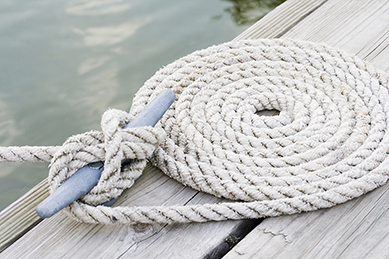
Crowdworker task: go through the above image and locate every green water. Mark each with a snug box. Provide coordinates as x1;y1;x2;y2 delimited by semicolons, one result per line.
0;0;285;211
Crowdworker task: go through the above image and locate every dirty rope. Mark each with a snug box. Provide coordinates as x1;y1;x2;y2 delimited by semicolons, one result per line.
1;39;389;224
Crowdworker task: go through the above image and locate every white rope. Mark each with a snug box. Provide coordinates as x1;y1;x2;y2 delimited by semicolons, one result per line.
2;38;389;224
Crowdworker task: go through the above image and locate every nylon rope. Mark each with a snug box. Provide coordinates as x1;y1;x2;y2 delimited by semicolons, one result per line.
1;38;389;224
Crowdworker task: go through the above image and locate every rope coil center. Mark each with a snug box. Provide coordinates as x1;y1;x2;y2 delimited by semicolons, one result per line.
1;38;389;224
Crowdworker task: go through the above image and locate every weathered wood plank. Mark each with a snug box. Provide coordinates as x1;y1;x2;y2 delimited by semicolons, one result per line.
223;184;389;259
0;179;48;252
0;0;325;256
0;165;258;259
234;0;328;40
224;0;389;258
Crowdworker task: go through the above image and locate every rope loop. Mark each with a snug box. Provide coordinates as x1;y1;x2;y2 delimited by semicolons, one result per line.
1;38;389;225
48;108;165;213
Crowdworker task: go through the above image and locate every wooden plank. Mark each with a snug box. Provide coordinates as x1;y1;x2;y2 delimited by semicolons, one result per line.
0;179;48;252
223;0;389;258
234;0;328;40
0;0;325;257
223;184;389;259
0;165;259;259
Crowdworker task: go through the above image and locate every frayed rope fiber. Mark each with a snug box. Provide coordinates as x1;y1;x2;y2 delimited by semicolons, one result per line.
2;38;389;224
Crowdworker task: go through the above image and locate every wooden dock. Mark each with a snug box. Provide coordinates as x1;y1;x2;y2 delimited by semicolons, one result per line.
1;0;389;258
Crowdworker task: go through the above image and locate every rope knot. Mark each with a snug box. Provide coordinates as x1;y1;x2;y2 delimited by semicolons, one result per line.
48;108;166;211
4;38;389;225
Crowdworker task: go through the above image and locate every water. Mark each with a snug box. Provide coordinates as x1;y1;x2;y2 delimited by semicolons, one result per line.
0;0;285;211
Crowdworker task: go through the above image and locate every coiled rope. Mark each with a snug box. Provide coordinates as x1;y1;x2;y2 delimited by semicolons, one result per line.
1;38;389;224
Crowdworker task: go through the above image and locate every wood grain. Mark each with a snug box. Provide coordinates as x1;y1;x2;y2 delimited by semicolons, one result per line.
234;0;328;40
0;165;259;258
0;179;48;252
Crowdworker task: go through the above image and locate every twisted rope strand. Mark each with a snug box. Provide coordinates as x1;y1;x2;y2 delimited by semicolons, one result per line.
0;146;58;163
1;39;389;224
